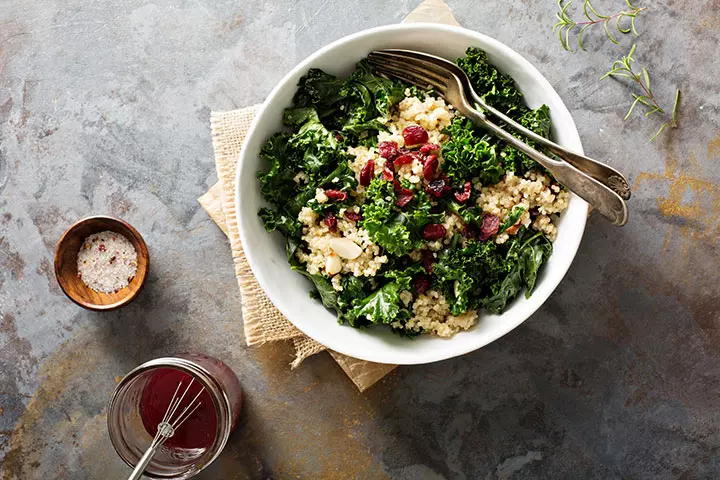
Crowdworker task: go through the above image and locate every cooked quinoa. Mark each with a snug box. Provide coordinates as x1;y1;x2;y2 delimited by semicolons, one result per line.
258;48;570;338
296;206;388;278
475;171;569;244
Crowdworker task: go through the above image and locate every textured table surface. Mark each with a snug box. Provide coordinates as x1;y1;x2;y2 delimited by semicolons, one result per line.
2;1;720;479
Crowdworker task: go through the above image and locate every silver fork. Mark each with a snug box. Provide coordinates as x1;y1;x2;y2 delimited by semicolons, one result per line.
370;49;631;201
367;50;629;226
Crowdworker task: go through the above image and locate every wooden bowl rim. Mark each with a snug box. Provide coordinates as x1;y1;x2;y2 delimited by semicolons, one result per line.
53;215;150;311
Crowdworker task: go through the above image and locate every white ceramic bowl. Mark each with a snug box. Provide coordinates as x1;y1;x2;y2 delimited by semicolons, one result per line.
236;23;587;365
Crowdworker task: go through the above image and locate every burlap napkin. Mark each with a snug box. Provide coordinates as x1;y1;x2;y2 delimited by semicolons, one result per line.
198;0;459;392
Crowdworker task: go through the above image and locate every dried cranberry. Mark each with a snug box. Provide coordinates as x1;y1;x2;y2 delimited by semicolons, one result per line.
421;250;435;274
344;211;362;222
464;222;478;239
454;181;472;203
430;205;444;214
98;244;106;252
402;125;429;146
360;159;374;187
414;275;431;294
382;167;394;181
426;176;450;198
423;154;438;181
325;189;348;202
395;189;414;207
420;143;440;154
393;154;414;168
377;141;399;161
479;214;500;241
422;223;446;240
334;133;344;142
382;167;402;191
323;212;338;232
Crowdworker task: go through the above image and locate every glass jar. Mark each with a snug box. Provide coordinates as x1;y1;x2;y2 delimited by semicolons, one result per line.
107;354;242;479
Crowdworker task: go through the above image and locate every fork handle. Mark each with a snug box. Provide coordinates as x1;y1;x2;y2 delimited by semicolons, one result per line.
470;92;631;200
464;109;628;226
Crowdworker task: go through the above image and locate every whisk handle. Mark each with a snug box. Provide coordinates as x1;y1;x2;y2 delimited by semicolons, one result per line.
127;442;161;480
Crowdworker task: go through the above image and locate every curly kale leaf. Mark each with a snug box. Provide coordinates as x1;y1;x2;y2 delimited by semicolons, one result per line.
290;264;338;311
441;102;553;184
482;228;552;314
498;206;526;233
520;104;551;138
291;69;347;119
257;132;302;206
447;201;484;227
499;104;552;174
339;60;405;139
287;161;356;217
283;107;342;177
433;240;507;315
360;178;415;256
336;276;370;317
404;184;444;234
346;60;405;118
454;48;555;176
457;47;525;115
441;117;504;185
368;214;414;257
258;208;301;237
345;267;416;326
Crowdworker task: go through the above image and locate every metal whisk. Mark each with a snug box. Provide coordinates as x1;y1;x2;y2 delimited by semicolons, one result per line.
127;379;205;480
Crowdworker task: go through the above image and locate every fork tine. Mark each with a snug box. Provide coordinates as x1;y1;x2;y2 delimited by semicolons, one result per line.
371;63;447;96
367;55;448;91
368;51;451;87
370;50;455;81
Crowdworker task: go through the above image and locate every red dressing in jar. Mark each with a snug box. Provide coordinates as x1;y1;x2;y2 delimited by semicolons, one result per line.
140;368;218;449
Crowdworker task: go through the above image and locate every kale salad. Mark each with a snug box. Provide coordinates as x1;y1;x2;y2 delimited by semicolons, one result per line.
257;48;570;337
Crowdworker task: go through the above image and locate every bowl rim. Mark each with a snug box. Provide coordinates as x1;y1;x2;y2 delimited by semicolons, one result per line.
54;215;150;311
235;22;588;364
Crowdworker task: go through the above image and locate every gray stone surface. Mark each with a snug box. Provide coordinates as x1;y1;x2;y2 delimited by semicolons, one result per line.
1;0;720;478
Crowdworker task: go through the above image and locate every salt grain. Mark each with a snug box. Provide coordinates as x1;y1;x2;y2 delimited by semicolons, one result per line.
77;230;138;293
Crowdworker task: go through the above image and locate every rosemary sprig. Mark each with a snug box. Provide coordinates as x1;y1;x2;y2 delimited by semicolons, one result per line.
553;0;645;52
600;44;681;141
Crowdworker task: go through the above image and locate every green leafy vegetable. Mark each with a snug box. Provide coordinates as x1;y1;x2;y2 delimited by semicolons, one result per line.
441;117;504;185
291;264;338;311
433;240;507;315
346;267;416;326
498;206;526;233
346;60;405;118
457;47;525;115
257;132;301;205
482;229;552;313
292;68;346;119
360;178;415;256
258;207;301;237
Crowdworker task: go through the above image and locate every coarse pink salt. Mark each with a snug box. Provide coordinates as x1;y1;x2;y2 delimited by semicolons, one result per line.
77;230;137;293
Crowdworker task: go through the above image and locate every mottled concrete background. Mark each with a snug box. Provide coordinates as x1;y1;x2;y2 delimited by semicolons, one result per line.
1;0;719;478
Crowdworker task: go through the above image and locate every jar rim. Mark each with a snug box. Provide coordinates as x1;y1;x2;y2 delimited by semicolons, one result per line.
107;357;233;479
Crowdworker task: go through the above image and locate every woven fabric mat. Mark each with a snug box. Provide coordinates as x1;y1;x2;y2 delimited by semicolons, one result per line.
198;0;459;392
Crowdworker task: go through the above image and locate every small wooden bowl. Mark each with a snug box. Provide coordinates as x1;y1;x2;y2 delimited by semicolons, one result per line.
54;216;150;311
